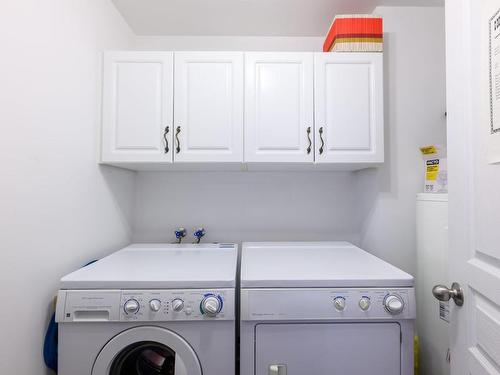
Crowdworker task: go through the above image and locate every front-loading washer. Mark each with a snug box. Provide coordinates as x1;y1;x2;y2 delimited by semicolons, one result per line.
240;241;416;375
56;243;237;375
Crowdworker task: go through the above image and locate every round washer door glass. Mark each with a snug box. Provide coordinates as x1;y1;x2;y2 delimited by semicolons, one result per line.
92;326;202;375
109;341;175;374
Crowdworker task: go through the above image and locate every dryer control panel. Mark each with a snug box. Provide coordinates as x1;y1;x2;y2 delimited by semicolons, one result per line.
241;287;416;321
56;288;235;322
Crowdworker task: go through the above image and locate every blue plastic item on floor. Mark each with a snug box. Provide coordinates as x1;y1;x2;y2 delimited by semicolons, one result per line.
43;259;98;373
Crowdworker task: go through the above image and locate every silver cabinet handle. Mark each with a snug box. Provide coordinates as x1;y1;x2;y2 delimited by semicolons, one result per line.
269;364;287;375
306;126;311;154
432;282;464;306
175;126;181;154
163;126;170;154
319;126;324;155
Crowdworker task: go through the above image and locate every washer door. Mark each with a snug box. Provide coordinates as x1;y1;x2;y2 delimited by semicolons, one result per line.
92;326;202;375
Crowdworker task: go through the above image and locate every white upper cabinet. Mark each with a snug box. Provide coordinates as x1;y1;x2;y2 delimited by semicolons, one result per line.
314;53;384;163
245;53;314;162
100;51;384;170
174;52;244;163
102;51;174;163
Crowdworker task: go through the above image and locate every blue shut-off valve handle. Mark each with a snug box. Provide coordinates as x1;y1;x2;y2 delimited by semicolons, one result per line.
194;228;206;243
175;228;187;243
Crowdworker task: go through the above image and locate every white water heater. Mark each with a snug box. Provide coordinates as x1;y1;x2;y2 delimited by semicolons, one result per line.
416;193;449;375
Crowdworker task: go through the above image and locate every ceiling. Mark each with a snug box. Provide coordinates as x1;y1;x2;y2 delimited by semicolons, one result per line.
112;0;444;37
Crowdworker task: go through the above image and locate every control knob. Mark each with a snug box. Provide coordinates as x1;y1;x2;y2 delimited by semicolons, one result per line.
201;295;222;317
124;299;140;314
359;297;371;311
172;298;184;312
149;299;161;312
384;294;405;315
333;297;346;312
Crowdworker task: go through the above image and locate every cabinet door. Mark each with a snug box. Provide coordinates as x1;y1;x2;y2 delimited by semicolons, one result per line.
174;52;244;163
314;53;384;163
102;51;173;163
245;53;314;162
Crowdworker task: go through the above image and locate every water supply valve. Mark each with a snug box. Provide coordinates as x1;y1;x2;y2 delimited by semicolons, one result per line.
193;228;206;243
174;228;187;243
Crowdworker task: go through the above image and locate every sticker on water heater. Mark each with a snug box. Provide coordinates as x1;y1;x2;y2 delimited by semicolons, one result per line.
439;301;450;323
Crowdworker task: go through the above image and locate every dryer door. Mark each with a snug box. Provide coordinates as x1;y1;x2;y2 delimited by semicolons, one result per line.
255;322;401;375
92;326;202;375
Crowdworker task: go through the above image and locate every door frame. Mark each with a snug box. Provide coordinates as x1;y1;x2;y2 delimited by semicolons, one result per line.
446;0;474;371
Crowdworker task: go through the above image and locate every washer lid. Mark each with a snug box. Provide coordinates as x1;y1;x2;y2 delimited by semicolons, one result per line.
60;243;238;289
241;242;413;288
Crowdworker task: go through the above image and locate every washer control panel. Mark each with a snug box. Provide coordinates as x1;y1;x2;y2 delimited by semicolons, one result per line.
56;289;235;323
241;288;415;321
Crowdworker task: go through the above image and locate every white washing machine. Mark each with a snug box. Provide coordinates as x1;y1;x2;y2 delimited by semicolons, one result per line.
240;242;416;375
56;243;237;375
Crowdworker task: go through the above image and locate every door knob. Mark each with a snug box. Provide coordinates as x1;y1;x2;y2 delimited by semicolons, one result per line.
432;282;464;306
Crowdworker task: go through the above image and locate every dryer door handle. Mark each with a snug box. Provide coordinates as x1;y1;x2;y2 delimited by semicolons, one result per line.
269;364;287;375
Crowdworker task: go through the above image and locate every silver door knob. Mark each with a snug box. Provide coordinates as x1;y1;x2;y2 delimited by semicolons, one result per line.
432;282;464;306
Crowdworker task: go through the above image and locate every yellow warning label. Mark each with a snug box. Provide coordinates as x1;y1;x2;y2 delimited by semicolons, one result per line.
426;165;439;180
420;146;437;155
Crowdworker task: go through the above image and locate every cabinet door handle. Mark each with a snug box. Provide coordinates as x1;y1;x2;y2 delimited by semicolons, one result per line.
163;126;170;154
319;126;324;155
306;126;312;154
175;126;181;154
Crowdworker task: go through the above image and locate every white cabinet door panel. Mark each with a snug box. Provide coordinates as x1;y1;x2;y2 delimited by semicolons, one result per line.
245;53;314;162
326;64;371;150
314;53;383;163
174;52;244;162
102;52;173;163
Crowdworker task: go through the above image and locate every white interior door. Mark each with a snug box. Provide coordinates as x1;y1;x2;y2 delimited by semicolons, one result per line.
244;53;314;162
314;53;383;163
174;52;243;163
445;0;500;373
101;51;173;163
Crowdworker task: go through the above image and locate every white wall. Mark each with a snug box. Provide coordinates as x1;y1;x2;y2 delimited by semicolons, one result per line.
133;172;361;244
356;6;447;274
0;1;137;374
134;36;323;51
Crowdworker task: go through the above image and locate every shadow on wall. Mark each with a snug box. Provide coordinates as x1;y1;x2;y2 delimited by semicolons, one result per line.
354;25;447;275
356;31;395;219
99;164;136;235
354;30;416;274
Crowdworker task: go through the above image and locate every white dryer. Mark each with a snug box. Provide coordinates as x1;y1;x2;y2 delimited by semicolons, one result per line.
240;242;416;375
56;243;237;375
